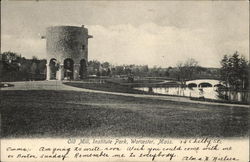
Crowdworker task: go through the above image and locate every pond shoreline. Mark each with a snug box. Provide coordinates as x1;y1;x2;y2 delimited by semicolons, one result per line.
63;81;249;106
190;97;249;106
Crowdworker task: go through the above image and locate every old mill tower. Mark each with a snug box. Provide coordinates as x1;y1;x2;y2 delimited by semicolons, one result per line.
44;25;92;80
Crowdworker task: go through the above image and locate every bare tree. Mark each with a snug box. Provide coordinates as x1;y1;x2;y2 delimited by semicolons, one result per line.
176;58;199;85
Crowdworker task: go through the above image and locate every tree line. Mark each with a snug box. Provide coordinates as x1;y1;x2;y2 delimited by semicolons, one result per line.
88;59;219;81
0;52;46;81
220;51;249;90
1;51;249;90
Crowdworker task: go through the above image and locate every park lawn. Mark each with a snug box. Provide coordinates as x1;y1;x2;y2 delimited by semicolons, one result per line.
63;82;150;94
0;90;249;138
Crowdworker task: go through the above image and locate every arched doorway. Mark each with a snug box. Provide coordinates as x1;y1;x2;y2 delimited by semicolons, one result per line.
49;58;58;80
79;59;87;79
64;58;74;80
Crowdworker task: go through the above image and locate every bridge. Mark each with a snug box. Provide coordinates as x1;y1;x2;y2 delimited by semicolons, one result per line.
186;79;224;88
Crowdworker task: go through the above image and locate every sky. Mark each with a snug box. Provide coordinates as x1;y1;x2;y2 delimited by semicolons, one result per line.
1;1;249;68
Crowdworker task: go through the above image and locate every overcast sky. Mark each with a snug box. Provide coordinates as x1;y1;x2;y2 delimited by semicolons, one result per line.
1;1;249;67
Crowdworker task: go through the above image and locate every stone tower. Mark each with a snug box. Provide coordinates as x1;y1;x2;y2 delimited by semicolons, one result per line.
45;25;92;80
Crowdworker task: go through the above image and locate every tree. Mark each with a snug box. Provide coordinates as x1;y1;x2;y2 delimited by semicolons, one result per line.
101;62;110;69
37;60;46;74
88;60;101;75
107;68;111;76
30;62;37;74
112;66;124;76
32;56;38;61
176;58;199;84
220;51;249;90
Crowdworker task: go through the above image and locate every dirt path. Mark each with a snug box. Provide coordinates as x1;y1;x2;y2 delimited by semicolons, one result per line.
1;81;249;108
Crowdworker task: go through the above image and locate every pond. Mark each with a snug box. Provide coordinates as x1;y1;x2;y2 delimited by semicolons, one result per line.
134;79;250;103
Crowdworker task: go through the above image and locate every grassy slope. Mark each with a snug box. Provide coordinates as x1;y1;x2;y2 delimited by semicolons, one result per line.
63;82;151;94
0;90;249;138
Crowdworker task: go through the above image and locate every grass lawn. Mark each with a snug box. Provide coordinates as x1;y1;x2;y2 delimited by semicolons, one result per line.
63;82;151;94
0;90;249;138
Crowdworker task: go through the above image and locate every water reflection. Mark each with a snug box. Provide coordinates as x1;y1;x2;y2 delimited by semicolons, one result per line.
134;86;249;103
